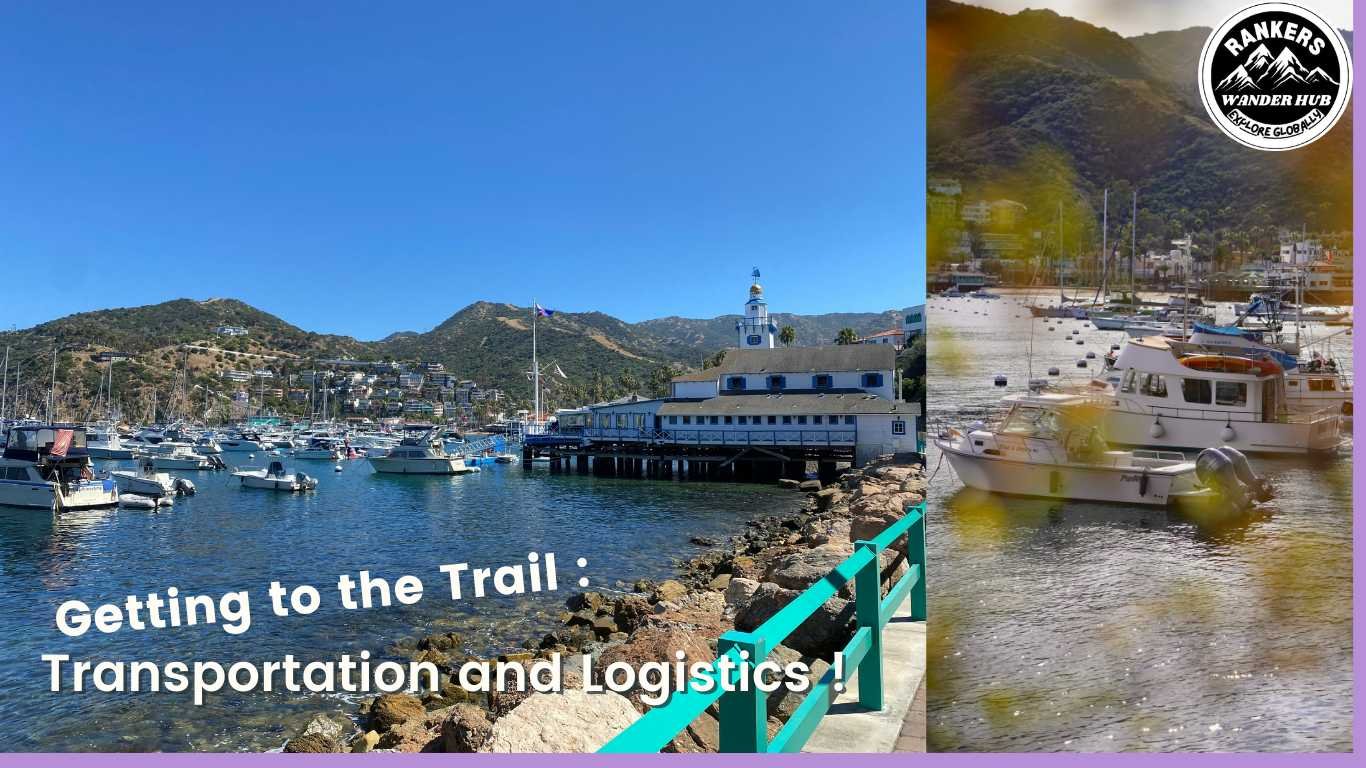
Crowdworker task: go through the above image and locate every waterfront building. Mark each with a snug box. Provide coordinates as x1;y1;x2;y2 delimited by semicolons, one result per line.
858;329;905;348
1280;239;1323;265
904;305;925;341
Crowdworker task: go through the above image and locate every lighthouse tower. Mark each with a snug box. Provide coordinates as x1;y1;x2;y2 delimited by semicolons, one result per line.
736;267;777;348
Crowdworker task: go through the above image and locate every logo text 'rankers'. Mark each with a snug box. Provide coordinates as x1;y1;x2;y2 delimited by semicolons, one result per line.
1221;19;1327;57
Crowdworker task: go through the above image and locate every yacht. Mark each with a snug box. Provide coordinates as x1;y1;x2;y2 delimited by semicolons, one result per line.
151;446;217;470
0;426;119;511
86;427;135;459
934;391;1263;508
294;437;343;460
1086;337;1342;454
368;427;477;474
218;432;266;453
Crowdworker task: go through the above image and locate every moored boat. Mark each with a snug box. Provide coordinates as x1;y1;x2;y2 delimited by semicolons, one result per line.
0;425;119;511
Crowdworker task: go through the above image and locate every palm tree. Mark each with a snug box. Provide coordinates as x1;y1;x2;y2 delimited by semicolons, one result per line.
835;328;859;345
778;325;796;347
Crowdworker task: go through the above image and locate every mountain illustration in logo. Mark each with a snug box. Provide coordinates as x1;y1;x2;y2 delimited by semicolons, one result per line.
1215;42;1339;93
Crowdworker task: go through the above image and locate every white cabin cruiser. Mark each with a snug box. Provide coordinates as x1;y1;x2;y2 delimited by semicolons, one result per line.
368;427;476;475
217;433;267;453
86;428;135;459
151;446;219;470
1088;337;1341;454
233;460;319;491
935;392;1268;508
293;437;343;460
0;426;119;511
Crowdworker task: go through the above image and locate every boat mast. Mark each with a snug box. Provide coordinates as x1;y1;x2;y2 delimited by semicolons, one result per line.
1058;202;1064;304
1130;190;1137;304
532;298;540;427
47;346;57;423
0;345;8;423
1093;188;1108;306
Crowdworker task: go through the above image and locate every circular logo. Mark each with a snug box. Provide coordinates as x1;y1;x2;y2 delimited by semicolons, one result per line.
1198;2;1352;151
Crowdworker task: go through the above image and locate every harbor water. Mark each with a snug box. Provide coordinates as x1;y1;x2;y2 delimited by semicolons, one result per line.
0;457;800;751
925;290;1353;752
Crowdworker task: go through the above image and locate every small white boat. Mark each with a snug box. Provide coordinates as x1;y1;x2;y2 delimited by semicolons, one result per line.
934;391;1269;508
86;428;136;460
293;437;343;460
118;494;158;510
232;461;319;491
111;458;175;498
218;433;266;453
193;437;222;455
152;446;217;470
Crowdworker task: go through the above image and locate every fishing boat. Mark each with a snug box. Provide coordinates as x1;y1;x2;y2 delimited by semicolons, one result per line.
368;426;476;474
1086;336;1341;454
0;425;120;511
111;457;175;498
934;391;1268;508
232;461;319;491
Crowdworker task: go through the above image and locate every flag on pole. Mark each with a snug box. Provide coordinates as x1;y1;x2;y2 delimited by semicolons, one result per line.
535;304;555;317
51;429;73;459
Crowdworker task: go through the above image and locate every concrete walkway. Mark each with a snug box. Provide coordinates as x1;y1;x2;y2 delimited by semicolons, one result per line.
801;598;926;753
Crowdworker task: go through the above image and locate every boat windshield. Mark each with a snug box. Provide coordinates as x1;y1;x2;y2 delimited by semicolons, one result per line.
999;406;1062;438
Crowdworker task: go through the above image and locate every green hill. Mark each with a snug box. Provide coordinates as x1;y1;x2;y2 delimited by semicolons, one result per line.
927;0;1352;259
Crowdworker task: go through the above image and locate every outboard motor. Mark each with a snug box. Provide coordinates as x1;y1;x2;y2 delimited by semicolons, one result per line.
173;477;197;497
1215;446;1272;502
208;454;226;470
1195;448;1251;510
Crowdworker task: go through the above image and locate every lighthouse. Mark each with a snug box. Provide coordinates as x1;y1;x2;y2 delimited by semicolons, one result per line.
736;267;777;348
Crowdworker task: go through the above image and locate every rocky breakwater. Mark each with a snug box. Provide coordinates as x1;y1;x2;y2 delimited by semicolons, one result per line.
279;457;924;754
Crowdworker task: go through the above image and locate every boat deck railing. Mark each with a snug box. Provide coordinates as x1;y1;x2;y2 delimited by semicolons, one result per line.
580;427;858;448
599;502;926;754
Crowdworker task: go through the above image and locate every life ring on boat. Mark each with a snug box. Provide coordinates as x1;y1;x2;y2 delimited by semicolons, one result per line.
1178;354;1281;377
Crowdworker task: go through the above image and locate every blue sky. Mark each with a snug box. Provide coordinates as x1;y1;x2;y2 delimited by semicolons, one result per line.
0;1;924;340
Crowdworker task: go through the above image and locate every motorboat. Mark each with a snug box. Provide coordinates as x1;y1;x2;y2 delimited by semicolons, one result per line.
1182;323;1350;416
1084;336;1341;454
232;460;319;491
368;427;477;474
86;427;135;459
0;425;120;511
151;446;219;470
934;391;1268;508
218;432;266;453
111;457;175;498
193;436;222;455
293;437;343;460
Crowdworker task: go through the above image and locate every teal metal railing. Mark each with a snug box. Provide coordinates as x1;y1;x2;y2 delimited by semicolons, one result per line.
599;502;927;753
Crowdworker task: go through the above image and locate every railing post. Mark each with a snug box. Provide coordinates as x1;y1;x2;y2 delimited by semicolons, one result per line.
853;539;884;711
908;510;927;621
716;631;768;752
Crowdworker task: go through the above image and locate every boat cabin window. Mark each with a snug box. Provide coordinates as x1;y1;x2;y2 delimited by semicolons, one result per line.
1120;369;1137;393
1216;381;1248;406
1000;406;1061;438
1140;373;1167;398
3;467;30;481
1181;378;1212;405
1309;378;1337;392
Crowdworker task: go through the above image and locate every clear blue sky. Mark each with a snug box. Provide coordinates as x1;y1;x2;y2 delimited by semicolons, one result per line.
0;1;925;340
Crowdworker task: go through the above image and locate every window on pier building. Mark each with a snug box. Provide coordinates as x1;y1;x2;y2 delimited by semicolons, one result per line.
813;374;833;389
682;416;691;424
797;416;807;425
782;416;792;424
709;416;719;425
726;376;746;390
844;416;856;425
668;416;678;424
814;415;823;424
768;375;786;391
1217;381;1248;406
767;416;777;425
862;373;884;388
724;416;733;424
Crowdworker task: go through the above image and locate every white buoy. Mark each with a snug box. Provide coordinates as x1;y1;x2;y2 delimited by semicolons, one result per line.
248;453;255;459
335;464;343;472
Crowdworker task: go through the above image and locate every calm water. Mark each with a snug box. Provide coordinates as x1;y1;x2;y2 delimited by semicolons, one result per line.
0;457;798;751
926;290;1353;752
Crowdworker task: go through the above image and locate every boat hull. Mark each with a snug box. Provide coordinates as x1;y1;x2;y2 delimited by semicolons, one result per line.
0;479;118;510
368;457;473;474
1100;409;1340;455
111;473;173;497
936;440;1182;506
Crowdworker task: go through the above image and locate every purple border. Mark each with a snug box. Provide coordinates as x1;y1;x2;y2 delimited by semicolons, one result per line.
0;1;1360;763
